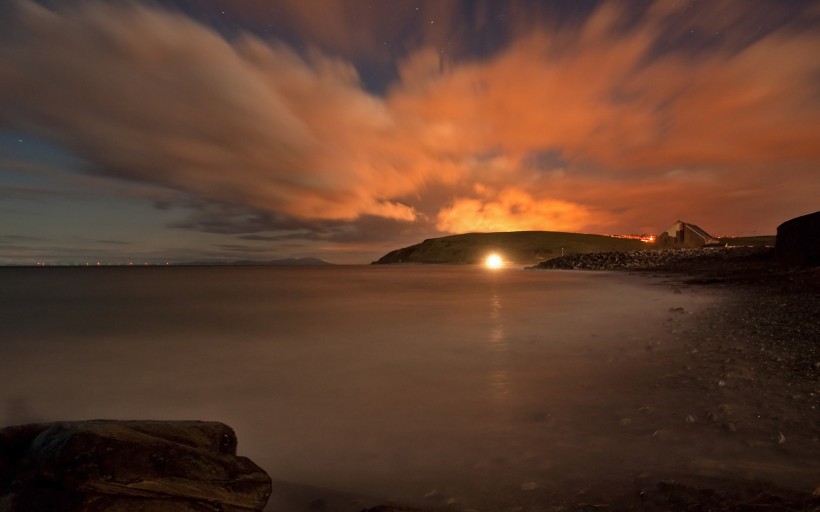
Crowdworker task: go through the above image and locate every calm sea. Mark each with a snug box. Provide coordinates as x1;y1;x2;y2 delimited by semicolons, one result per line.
0;265;716;508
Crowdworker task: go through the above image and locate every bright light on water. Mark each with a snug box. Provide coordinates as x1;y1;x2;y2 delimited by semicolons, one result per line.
484;253;503;269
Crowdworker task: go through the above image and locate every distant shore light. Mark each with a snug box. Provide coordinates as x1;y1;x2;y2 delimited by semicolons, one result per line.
485;253;504;269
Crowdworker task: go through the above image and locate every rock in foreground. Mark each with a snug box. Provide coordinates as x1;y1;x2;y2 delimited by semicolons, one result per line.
0;420;271;512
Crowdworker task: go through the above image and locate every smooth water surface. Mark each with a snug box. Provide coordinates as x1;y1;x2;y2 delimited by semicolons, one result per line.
1;265;717;508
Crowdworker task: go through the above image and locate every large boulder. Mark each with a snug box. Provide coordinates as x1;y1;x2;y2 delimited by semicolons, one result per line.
776;211;820;266
0;420;271;511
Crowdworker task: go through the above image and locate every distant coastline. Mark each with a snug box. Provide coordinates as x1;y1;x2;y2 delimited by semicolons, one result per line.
0;257;334;268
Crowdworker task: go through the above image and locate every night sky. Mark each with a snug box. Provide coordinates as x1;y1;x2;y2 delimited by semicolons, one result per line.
1;0;818;264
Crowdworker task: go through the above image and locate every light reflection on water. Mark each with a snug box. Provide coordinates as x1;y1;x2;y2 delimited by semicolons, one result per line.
0;265;727;507
487;291;509;403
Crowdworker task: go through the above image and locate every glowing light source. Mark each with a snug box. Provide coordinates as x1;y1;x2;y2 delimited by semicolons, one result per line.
485;253;504;269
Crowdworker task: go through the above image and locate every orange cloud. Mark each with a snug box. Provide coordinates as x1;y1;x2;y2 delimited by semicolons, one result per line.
436;185;594;233
387;2;820;234
388;3;820;169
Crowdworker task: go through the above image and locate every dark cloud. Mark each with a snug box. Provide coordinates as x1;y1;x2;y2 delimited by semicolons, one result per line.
0;184;68;201
95;239;131;245
171;202;436;259
0;234;42;245
198;209;438;247
168;202;320;234
213;243;273;253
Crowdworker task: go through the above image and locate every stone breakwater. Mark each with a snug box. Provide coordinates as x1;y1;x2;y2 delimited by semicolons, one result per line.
0;420;272;512
530;246;773;272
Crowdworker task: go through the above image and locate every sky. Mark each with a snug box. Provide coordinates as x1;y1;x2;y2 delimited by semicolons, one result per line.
1;0;818;264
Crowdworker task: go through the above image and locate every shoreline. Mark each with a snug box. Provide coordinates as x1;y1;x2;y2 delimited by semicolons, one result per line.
528;247;820;510
296;253;820;511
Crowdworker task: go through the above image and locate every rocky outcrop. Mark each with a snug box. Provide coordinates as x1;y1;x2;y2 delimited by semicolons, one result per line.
776;210;820;267
0;420;271;512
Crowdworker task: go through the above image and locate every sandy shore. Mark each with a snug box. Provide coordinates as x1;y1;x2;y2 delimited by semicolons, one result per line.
269;252;819;511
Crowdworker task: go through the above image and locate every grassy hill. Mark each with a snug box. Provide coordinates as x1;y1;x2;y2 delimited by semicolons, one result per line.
373;231;648;265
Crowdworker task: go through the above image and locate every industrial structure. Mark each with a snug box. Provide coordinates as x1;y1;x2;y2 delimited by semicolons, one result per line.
656;221;723;248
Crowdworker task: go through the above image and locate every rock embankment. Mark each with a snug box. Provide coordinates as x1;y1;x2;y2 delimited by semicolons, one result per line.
531;246;773;273
0;420;272;511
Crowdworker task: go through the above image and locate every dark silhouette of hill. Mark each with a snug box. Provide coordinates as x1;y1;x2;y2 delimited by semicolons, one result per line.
373;231;646;265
